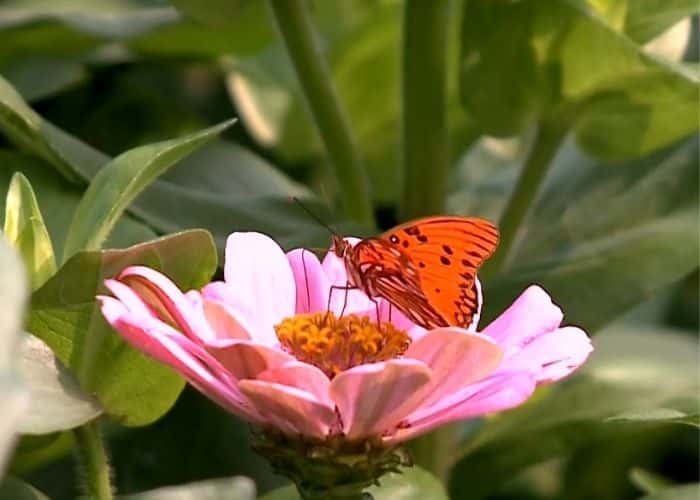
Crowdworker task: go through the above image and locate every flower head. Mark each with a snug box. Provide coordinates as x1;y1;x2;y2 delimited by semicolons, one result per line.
99;231;592;485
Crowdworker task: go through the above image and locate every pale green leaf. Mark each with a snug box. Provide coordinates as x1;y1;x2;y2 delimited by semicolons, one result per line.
18;332;102;434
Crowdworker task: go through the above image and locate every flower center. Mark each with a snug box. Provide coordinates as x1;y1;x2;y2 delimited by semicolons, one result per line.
275;313;411;378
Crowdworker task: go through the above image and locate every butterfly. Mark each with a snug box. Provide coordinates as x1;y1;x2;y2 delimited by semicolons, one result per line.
332;216;499;330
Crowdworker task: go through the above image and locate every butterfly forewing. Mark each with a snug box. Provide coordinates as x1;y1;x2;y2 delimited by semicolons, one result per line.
377;216;498;329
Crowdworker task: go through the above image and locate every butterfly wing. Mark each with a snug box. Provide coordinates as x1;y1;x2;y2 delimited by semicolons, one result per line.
380;216;499;329
350;239;448;328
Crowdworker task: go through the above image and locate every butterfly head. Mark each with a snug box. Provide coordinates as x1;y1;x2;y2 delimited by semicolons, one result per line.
332;235;363;289
332;235;350;258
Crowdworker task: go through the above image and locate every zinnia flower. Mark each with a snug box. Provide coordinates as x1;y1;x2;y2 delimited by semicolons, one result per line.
98;232;592;493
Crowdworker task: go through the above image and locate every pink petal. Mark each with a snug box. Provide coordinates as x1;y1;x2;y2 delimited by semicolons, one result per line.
386;371;535;444
207;341;293;380
482;285;564;356
502;326;592;383
404;328;503;420
115;266;211;343
222;233;296;344
201;298;254;344
257;361;332;407
99;296;258;421
286;248;331;314
330;359;432;440
239;380;335;438
103;279;156;318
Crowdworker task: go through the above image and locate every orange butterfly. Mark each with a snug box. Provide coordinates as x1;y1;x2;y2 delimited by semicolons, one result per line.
332;216;499;330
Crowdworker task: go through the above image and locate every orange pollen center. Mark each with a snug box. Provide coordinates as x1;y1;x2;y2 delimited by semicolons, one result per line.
274;313;411;378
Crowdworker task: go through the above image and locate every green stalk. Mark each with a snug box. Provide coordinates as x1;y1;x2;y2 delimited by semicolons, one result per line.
400;0;451;220
73;419;113;500
484;119;566;276
401;0;452;480
267;0;374;226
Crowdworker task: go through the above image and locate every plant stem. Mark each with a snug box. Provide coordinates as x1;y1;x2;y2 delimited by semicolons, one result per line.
267;0;374;226
400;0;451;220
484;119;565;276
74;419;113;500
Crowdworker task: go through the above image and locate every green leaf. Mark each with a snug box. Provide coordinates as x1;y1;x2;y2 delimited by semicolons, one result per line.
0;0;178;39
640;483;700;500
448;324;699;499
367;466;449;500
0;73;107;182
260;466;448;500
624;0;699;43
0;234;29;474
125;139;363;254
62;119;235;259
0;476;49;500
27;230;218;426
607;407;699;427
2;56;87;102
119;476;256;500
17;332;102;434
3;172;56;290
0;151;158;257
459;0;699;159
463;136;699;332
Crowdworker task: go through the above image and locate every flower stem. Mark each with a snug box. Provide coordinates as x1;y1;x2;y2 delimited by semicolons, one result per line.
73;419;113;500
267;0;374;226
484;119;566;276
400;0;450;220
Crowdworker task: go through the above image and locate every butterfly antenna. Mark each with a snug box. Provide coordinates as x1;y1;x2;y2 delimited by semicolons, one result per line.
290;197;340;237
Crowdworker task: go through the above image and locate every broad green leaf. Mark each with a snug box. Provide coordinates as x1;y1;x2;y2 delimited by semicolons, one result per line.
62;119;235;259
261;466;448;500
0;234;29;474
607;407;699;427
120;476;256;500
0;0;178;39
127;140;365;254
2;56;87;102
3;172;56;290
640;483;700;500
623;0;698;43
448;325;699;499
367;466;449;500
455;136;699;332
18;332;102;434
0;151;158;258
459;0;699;159
0;476;49;500
158;139;309;199
0;74;107;182
27;230;217;426
0;21;99;65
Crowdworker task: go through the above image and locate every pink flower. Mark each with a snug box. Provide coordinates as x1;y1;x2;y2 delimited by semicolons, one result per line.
98;232;592;444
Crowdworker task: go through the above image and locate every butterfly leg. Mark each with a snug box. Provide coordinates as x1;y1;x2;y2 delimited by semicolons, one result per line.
300;249;311;312
326;283;356;320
